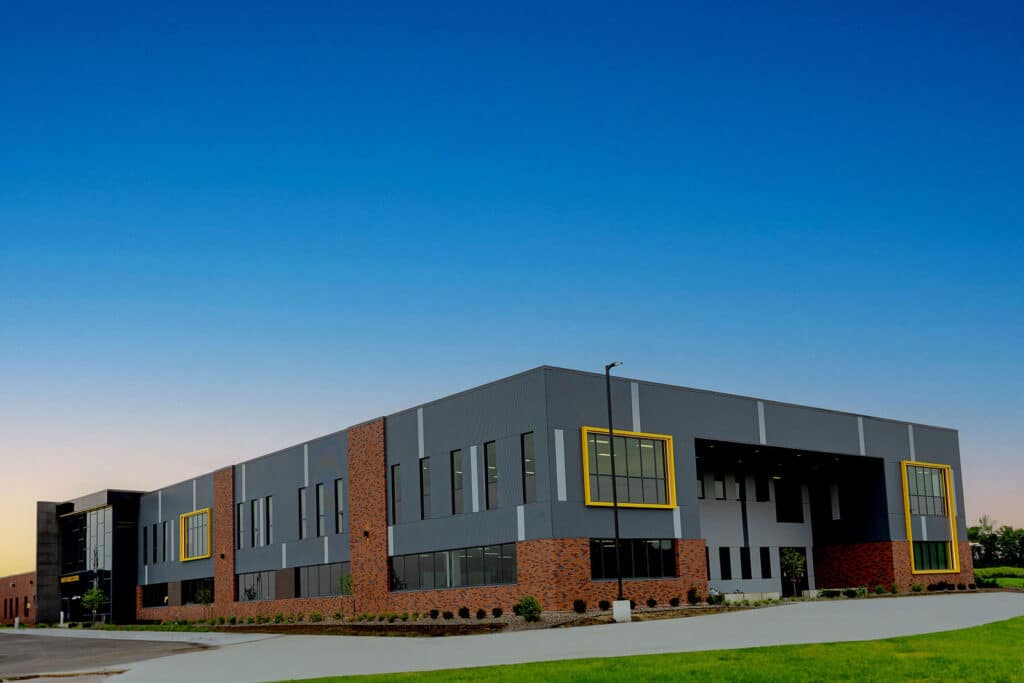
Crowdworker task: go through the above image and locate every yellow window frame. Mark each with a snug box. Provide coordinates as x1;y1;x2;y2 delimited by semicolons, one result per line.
179;508;212;562
900;461;960;575
581;426;677;509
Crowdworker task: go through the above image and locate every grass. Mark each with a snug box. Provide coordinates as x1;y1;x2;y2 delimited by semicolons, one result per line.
276;616;1024;682
996;578;1024;589
976;567;1024;579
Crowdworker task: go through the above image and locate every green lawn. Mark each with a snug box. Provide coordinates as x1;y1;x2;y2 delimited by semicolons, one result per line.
996;578;1024;589
279;616;1024;682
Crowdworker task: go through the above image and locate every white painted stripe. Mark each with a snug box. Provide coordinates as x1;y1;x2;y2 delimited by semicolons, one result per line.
170;525;175;562
417;408;425;459
387;526;394;555
470;445;480;513
303;444;310;486
806;549;816;591
192;480;197;510
282;543;287;569
144;565;148;585
830;483;841;520
241;464;247;502
630;381;641;432
920;516;928;541
157;491;162;523
672;507;682;539
516;505;526;541
554;429;567;501
323;536;329;564
857;417;866;455
757;401;767;445
908;425;916;461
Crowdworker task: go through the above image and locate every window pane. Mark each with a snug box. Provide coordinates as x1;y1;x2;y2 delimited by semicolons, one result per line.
502;543;517;584
467;546;484;585
627;438;642;477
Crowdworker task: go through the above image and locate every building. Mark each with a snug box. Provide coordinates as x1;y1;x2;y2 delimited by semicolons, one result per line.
4;366;973;624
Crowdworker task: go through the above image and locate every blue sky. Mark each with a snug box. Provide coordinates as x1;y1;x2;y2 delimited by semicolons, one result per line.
0;2;1021;572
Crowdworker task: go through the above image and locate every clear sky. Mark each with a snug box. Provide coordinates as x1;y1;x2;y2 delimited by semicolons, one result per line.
1;2;1021;576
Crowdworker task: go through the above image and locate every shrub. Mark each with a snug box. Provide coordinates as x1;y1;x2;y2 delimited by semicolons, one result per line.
821;589;841;599
874;585;887;595
670;596;681;607
295;613;305;622
491;607;503;618
706;593;724;605
217;616;225;625
388;614;397;623
890;583;899;594
429;609;440;619
686;588;700;605
458;606;470;619
598;600;611;611
629;600;637;610
646;598;657;608
975;566;1024;579
572;599;587;614
401;613;409;621
512;603;521;616
976;576;998;588
309;613;322;623
957;583;966;591
273;614;284;624
517;596;542;622
476;608;486;619
968;583;977;590
842;589;858;599
412;612;420;621
912;583;924;592
377;614;387;622
442;611;454;620
245;616;255;624
177;619;190;626
332;612;342;621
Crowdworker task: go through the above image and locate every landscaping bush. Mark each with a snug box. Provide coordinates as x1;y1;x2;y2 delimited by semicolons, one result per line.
412;612;420;621
957;583;966;591
598;600;611;611
217;616;225;625
517;596;542;622
401;613;409;621
687;587;700;605
458;606;471;619
512;603;522;616
476;608;486;619
309;612;322;623
332;612;342;621
274;614;284;624
430;609;440;619
177;619;190;626
821;589;842;599
706;593;724;605
974;566;1024;579
842;589;858;599
296;613;305;622
388;614;397;623
975;576;998;588
874;585;887;595
646;597;657;608
629;600;637;610
492;607;503;618
912;583;924;592
890;583;899;594
246;616;255;624
443;611;454;620
968;583;977;590
669;597;681;607
572;599;587;614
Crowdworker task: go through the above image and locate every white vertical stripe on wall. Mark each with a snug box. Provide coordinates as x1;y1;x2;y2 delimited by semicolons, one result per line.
144;565;148;585
417;408;425;459
387;527;394;556
554;429;567;501
303;444;310;486
516;505;526;541
757;401;767;445
281;543;287;569
630;382;641;432
806;550;817;590
470;445;480;513
857;417;866;455
908;425;916;461
170;525;175;563
673;507;682;539
157;491;162;523
920;516;928;541
323;536;329;564
192;480;197;510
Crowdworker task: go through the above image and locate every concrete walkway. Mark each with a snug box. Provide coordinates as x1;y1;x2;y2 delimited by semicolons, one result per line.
14;593;1024;682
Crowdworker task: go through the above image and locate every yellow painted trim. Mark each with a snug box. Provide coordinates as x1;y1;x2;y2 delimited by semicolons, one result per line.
581;426;677;509
900;461;960;575
179;508;212;562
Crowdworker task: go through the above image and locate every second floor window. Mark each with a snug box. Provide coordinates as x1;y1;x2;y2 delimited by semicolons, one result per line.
316;483;326;537
485;441;499;510
334;479;344;533
298;488;308;540
451;450;463;514
391;464;401;524
521;432;536;504
420;458;431;520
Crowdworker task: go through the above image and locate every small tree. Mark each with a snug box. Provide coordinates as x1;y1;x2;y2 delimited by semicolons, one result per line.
194;585;213;621
81;586;107;623
340;574;353;596
780;549;806;598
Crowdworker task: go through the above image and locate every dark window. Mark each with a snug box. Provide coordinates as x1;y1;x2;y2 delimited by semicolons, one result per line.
907;465;947;517
697;472;705;499
266;495;273;544
298;487;308;540
521;432;536;503
586;432;669;505
237;503;245;549
237;571;275;601
151;524;158;564
451;450;463;514
740;547;752;579
774;479;804;523
296;562;352;598
334;479;344;533
719;547;732;580
714;474;726;500
485;441;499;510
391;465;401;524
735;474;746;501
755;475;770;502
162;521;168;562
142;583;169;608
589;539;677;580
142;525;148;565
251;497;264;547
913;542;952;571
316;483;326;537
760;547;772;579
181;578;214;605
420;459;431;520
390;543;517;591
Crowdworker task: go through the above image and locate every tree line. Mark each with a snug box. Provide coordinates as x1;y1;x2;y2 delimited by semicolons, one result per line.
968;515;1024;568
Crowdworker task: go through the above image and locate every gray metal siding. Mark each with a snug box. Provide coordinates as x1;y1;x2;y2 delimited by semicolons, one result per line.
138;474;215;584
763;403;861;455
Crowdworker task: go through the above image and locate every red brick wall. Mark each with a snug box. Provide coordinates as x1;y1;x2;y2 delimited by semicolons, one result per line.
815;540;976;592
893;538;975;592
0;571;36;625
213;467;236;608
347;418;390;614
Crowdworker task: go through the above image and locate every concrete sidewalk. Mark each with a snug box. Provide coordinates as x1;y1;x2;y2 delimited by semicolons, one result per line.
102;592;1024;683
0;626;277;647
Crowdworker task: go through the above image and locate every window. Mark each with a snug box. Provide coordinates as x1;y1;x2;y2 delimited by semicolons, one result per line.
760;547;772;579
298;488;308;540
754;475;770;502
162;521;168;562
334;479;344;533
181;578;214;605
251;498;264;547
237;571;275;601
266;495;273;544
151;524;157;564
735;473;746;501
485;441;499;510
582;427;676;508
774;479;804;523
316;483;326;537
740;547;752;580
719;547;732;580
521;432;536;503
714;473;726;500
179;509;210;561
419;459;431;520
906;465;947;516
297;562;352;597
390;543;517;591
142;583;168;608
913;542;952;571
391;465;401;524
237;503;245;549
450;450;463;514
697;472;705;499
589;539;676;580
142;526;148;565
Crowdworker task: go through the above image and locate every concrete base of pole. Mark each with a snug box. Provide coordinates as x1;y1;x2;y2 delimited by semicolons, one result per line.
612;599;632;623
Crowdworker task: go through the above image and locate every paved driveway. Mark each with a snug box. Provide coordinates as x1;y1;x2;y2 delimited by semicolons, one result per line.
8;593;1024;682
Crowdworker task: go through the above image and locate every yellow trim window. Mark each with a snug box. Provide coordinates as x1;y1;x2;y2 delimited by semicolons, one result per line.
581;426;676;509
900;461;960;575
180;508;212;562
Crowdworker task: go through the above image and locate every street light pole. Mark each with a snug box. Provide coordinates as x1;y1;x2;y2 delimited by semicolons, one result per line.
605;361;625;602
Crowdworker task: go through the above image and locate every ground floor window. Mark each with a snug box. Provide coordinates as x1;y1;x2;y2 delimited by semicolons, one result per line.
913;541;952;571
390;543;517;591
297;562;352;598
238;571;275;601
181;578;214;605
141;583;168;607
590;538;676;580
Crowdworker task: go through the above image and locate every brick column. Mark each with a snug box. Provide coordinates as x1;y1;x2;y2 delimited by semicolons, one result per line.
348;418;389;614
212;466;236;614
